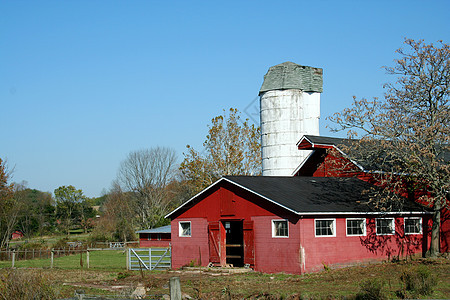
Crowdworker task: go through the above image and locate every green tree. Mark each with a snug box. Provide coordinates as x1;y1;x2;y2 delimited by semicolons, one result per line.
329;39;450;256
54;185;88;234
14;185;55;237
180;108;261;194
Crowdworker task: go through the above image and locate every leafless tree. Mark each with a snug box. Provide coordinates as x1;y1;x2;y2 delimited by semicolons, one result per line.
329;39;450;256
117;147;178;228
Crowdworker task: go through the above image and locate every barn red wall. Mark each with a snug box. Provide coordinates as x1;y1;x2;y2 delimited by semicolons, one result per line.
440;209;450;252
171;217;209;269
252;216;302;274
139;233;171;248
299;215;427;273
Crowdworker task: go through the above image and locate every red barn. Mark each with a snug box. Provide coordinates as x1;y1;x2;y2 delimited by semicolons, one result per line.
166;176;429;274
137;225;171;248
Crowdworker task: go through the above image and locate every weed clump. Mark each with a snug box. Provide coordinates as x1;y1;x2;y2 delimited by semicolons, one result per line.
355;278;387;300
116;272;131;280
0;269;58;300
398;265;437;298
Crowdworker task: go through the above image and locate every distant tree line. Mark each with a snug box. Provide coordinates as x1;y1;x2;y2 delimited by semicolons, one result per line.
0;158;98;247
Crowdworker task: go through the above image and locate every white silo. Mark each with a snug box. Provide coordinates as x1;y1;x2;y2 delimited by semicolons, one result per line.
259;62;323;176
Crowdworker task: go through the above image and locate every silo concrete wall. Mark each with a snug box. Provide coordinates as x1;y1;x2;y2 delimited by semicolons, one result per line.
260;89;320;176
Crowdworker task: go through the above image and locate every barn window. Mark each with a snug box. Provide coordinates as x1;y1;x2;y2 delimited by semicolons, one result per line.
376;218;395;235
272;220;289;237
315;219;336;237
147;234;151;241
179;221;191;237
404;217;422;234
346;218;366;236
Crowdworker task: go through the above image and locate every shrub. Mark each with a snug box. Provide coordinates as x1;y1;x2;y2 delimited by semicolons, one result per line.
399;265;437;297
355;279;387;300
116;272;131;280
0;269;58;300
52;237;70;249
20;240;47;250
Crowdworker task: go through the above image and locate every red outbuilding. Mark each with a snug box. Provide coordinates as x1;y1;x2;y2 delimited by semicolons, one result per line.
11;230;24;240
137;225;171;248
166;176;429;274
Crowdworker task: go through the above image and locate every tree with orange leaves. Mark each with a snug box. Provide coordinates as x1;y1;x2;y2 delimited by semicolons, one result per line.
0;158;17;248
180;108;261;195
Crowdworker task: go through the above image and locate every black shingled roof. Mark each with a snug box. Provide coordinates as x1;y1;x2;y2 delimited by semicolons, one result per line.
225;176;423;214
166;176;425;218
302;135;353;147
301;135;450;171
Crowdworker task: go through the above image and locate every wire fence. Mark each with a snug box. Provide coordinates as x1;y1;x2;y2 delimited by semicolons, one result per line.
0;247;130;269
0;248;81;261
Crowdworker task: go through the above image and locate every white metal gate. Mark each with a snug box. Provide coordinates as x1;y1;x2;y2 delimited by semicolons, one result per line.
127;247;171;271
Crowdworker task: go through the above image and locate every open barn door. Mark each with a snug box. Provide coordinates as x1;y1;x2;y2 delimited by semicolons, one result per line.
243;220;255;267
208;222;221;265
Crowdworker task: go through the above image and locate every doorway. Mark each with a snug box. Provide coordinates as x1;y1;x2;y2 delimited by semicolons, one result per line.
223;220;244;267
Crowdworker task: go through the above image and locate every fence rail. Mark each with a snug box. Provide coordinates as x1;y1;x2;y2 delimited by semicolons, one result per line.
0;248;84;261
127;247;171;271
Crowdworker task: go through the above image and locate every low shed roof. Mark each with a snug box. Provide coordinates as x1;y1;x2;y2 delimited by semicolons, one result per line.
136;225;171;234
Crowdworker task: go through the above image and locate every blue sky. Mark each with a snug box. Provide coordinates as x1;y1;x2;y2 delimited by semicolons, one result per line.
1;1;449;197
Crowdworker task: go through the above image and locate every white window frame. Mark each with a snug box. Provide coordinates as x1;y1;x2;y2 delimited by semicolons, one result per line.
272;219;289;238
404;217;422;235
346;218;366;236
376;218;395;235
314;219;336;237
179;221;191;237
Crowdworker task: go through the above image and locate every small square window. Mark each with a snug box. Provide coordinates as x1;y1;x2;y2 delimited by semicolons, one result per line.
179;221;191;237
405;217;422;234
315;219;336;237
272;220;289;237
346;218;366;236
376;218;395;235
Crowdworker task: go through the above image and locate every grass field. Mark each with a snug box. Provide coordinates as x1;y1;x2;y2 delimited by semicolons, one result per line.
0;254;449;299
0;250;126;270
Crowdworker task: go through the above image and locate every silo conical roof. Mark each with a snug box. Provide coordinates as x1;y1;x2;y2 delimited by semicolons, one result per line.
259;61;323;95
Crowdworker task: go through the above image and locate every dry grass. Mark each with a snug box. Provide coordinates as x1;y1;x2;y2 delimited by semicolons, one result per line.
0;257;449;299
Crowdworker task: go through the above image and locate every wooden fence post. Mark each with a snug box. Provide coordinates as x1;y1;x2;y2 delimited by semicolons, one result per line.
86;250;90;269
11;250;15;268
51;249;54;268
169;277;181;300
126;248;129;270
